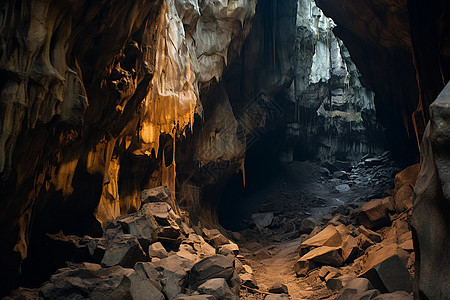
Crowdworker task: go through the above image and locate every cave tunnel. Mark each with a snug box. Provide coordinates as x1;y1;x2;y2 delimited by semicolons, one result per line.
0;0;449;299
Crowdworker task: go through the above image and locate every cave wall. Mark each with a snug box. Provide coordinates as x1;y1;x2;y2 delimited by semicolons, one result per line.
0;0;257;293
313;0;450;298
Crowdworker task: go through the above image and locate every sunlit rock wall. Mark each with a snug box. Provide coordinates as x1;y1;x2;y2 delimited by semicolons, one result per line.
0;0;256;293
292;0;385;163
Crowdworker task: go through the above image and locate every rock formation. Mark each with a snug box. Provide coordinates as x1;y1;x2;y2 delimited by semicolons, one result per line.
0;0;257;294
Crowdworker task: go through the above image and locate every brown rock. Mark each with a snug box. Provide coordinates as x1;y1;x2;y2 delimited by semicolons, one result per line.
342;235;359;262
394;185;414;212
336;278;374;300
268;282;289;294
357;234;374;250
294;260;317;277
141;186;171;203
318;266;341;280
356;199;391;230
300;246;344;267
239;273;258;289
326;275;353;291
358;226;382;243
299;217;319;233
101;234;147;268
148;242;168;259
380;197;395;213
359;245;412;293
189;255;235;289
301;225;343;251
394;164;420;190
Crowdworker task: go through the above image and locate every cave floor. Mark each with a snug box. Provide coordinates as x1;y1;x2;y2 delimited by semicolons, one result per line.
222;155;404;299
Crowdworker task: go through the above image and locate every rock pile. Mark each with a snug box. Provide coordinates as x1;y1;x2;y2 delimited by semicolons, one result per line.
6;187;243;300
293;164;420;299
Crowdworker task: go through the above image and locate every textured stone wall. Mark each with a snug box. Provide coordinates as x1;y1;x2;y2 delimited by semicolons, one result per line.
0;0;256;293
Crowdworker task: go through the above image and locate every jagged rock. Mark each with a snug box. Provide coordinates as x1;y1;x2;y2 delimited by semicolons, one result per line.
299;217;319;234
373;291;412;300
380;197;395;213
148;242;169;259
182;234;216;258
154;255;195;299
300;225;343;255
117;212;159;248
39;263;133;299
299;246;344;267
318;266;341;280
133;262;163;291
357;234;375;250
101;234;147;268
326;275;353;291
198;278;236;300
294;260;317;277
394;164;420;190
141;186;172;203
357;226;382;244
217;243;239;256
114;270;165;300
359;245;412;293
239;273;258;289
336;278;374;300
44;233;106;265
189;255;235;289
336;184;351;193
356;199;391;230
202;229;230;248
251;213;274;229
393;185;414;212
268;282;289;294
341;235;359;262
334;171;349;179
338;289;381;300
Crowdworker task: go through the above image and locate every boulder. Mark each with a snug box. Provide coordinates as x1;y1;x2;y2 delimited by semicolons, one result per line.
268;282;288;294
148;242;169;259
299;217;319;234
393;185;414;212
39;263;133;299
154;255;195;299
300;225;343;250
198;278;236;300
141;186;171;203
183;234;216;258
335;278;374;300
394;164;420;190
336;184;351;193
356;199;391;230
217;243;239;256
251;213;274;229
357;226;382;243
101;234;147;268
326;275;353;291
239;273;258;289
357;234;374;250
359;245;412;293
299;246;344;267
318;266;341;280
133;262;162;291
341;235;359;262
113;270;165;300
189;255;235;289
294;260;316;277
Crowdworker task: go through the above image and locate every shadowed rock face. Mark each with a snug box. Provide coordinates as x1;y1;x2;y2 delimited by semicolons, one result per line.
314;0;450;298
0;0;257;293
315;0;450;158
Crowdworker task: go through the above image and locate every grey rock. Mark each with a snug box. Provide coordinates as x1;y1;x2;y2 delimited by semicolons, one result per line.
251;213;274;229
148;242;168;259
198;278;236;300
154;255;195;299
189;255;235;289
101;234;147;268
336;184;351;193
268;282;289;294
373;291;412;300
141;186;171;203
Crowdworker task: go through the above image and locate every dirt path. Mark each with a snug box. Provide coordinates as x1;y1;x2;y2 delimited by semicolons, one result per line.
240;237;337;299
